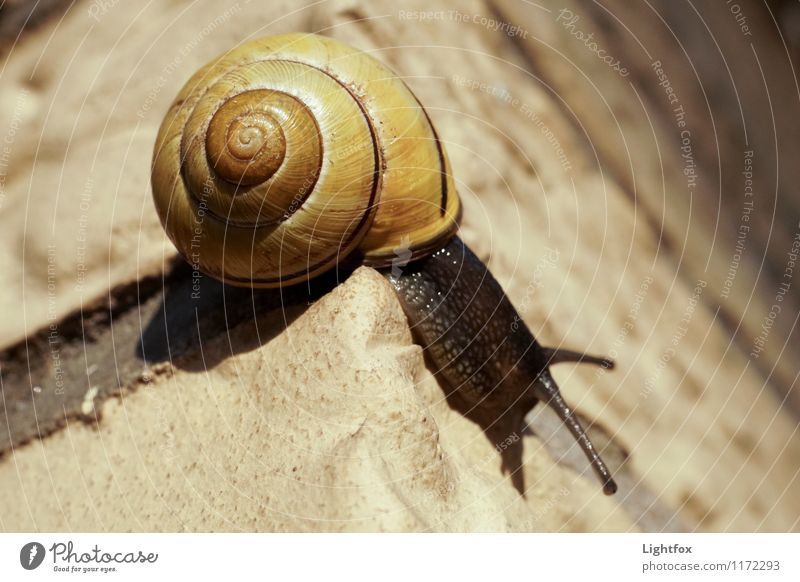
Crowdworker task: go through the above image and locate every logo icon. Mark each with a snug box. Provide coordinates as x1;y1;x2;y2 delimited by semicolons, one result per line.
20;542;46;570
390;234;413;281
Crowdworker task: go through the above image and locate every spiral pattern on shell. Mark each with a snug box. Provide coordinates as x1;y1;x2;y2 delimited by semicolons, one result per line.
152;33;460;287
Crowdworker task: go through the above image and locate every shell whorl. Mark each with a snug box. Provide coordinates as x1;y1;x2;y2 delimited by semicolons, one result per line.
152;33;460;287
205;91;289;188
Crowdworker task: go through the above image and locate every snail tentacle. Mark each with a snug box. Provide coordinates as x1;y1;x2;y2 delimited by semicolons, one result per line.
531;369;618;496
541;347;615;369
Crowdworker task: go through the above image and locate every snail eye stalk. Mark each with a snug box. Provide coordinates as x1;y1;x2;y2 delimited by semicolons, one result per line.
532;368;618;496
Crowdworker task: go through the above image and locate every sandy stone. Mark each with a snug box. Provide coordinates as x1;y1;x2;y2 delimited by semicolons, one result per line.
0;268;632;531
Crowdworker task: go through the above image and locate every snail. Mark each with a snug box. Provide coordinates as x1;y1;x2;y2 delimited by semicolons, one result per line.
151;33;618;495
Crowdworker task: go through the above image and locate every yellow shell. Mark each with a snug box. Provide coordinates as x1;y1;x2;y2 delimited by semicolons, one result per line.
152;33;460;287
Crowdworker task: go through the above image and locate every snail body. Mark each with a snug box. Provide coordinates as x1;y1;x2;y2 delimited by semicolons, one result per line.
151;33;617;495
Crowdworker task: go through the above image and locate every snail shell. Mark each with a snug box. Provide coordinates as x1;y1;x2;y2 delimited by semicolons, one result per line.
152;33;460;287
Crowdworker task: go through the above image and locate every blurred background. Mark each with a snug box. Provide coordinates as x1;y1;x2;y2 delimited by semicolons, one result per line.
0;0;798;532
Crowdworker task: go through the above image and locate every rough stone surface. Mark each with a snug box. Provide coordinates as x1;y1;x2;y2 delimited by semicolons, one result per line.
0;268;633;531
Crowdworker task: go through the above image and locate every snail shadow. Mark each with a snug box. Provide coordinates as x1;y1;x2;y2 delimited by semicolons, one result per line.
135;263;341;372
430;370;530;497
